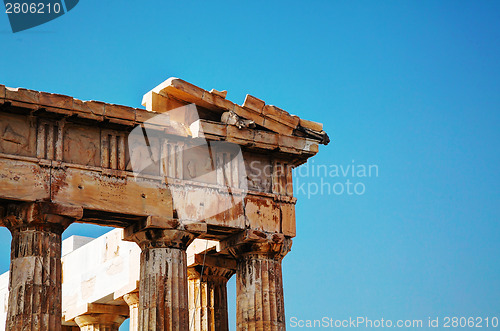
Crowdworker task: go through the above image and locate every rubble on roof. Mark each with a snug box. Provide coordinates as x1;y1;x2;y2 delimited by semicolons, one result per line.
142;77;329;145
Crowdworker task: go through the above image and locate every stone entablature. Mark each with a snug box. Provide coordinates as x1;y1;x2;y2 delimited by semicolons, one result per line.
0;78;327;237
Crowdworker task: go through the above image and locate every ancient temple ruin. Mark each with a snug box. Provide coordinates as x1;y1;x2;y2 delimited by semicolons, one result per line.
0;78;328;330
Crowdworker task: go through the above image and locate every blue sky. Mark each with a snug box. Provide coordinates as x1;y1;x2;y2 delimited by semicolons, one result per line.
1;1;499;329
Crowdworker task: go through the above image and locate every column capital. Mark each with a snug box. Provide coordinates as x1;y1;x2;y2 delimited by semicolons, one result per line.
65;303;129;324
188;265;235;283
72;304;128;330
123;216;207;250
74;313;127;330
123;291;139;307
188;261;235;331
0;201;82;233
219;229;292;260
123;291;140;331
126;228;196;250
187;250;237;283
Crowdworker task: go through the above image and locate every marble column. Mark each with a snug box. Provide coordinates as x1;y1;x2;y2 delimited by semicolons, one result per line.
123;292;139;331
128;228;195;331
230;234;292;331
1;202;79;331
188;265;235;331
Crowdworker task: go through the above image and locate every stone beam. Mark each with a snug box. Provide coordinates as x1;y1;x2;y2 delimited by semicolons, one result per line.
62;229;140;325
0;95;304;236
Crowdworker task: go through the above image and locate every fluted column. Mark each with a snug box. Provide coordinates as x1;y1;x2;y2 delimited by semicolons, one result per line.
223;231;292;331
74;314;127;331
127;228;196;331
123;292;139;331
188;265;235;331
1;202;80;331
8;227;63;330
236;253;287;331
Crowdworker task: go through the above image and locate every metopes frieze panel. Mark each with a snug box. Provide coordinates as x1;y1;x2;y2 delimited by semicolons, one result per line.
243;153;272;193
0;112;36;157
63;123;100;167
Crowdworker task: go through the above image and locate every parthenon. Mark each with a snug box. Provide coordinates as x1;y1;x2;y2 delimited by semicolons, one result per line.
0;78;328;330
